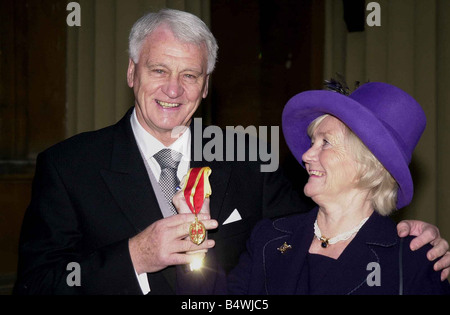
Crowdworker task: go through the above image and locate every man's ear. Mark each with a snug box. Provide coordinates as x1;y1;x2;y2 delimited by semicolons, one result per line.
127;58;135;88
202;74;210;99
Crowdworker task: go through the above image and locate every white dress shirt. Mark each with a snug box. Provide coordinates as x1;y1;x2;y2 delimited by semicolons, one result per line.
131;109;191;182
130;108;191;294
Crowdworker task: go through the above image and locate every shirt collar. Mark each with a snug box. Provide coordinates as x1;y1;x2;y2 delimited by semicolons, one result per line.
130;108;191;160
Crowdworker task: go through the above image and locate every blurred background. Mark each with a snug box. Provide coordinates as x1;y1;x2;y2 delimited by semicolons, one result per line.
1;0;450;294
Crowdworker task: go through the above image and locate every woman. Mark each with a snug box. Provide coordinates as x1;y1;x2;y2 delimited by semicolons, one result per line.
227;82;450;294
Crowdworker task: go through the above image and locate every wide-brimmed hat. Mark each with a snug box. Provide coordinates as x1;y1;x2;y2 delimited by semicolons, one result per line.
282;82;426;209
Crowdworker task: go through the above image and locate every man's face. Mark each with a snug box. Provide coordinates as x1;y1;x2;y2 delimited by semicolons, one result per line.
127;25;209;144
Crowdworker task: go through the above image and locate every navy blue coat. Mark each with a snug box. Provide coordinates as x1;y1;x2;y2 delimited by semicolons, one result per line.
228;208;450;295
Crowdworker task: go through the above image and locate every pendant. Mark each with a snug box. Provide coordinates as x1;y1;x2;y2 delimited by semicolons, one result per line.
320;237;329;248
182;167;211;246
189;216;206;245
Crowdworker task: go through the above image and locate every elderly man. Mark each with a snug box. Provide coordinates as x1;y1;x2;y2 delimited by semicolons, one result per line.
14;9;449;295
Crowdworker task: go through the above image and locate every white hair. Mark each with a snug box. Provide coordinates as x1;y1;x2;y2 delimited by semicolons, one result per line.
128;8;218;74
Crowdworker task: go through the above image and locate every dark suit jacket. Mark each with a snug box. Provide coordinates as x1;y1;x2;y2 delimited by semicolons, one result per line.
228;208;450;295
13;107;307;295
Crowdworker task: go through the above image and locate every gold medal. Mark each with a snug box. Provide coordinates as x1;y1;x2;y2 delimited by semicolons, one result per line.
189;216;206;245
182;167;212;245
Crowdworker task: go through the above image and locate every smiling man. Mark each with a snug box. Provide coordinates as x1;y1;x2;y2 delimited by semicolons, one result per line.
127;25;210;146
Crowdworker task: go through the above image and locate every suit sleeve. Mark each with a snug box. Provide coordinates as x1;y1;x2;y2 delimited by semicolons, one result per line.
13;152;143;295
402;238;450;295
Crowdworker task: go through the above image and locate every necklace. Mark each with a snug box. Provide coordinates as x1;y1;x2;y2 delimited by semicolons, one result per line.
314;216;369;248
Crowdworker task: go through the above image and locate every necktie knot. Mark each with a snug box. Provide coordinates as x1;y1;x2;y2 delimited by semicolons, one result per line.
153;148;182;170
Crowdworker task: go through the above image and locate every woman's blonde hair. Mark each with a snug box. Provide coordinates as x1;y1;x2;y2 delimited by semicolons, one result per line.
307;115;398;216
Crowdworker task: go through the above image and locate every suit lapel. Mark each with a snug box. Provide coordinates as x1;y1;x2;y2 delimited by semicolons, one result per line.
100;108;178;292
264;210;316;294
100;108;163;233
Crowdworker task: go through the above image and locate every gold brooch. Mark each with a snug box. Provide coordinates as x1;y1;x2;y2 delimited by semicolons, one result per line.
277;242;292;254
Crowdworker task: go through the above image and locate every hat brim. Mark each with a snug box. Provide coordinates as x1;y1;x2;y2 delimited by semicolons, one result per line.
282;90;412;209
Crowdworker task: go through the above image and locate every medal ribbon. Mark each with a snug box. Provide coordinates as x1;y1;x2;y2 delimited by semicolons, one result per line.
183;167;212;215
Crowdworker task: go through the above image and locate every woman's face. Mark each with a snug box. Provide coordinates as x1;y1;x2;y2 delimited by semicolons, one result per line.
302;116;360;204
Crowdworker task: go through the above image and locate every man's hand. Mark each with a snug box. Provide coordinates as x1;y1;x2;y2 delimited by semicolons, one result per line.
397;220;450;280
128;213;218;274
173;190;211;257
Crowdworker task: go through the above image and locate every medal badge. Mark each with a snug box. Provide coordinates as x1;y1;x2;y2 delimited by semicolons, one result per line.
181;167;212;245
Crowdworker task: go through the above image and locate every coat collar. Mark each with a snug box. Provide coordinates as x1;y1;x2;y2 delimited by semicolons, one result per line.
264;207;399;294
257;209;313;294
269;207;399;245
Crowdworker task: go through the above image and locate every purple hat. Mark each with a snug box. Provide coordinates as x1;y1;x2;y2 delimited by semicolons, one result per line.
282;82;426;209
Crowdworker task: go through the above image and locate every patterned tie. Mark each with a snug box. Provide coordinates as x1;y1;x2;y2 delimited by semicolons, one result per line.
153;148;182;215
